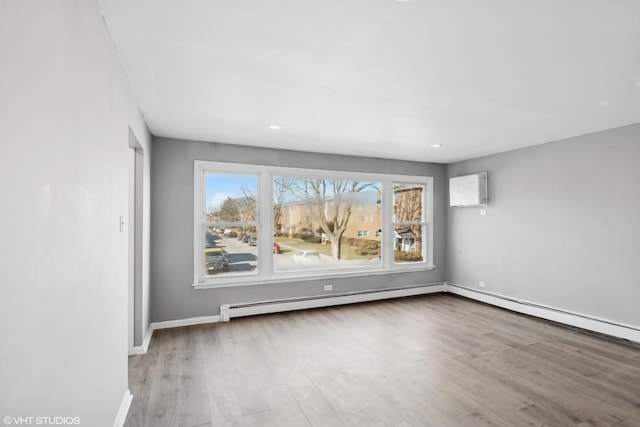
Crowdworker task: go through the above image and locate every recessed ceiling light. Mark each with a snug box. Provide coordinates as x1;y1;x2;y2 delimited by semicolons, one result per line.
269;125;281;130
429;144;442;148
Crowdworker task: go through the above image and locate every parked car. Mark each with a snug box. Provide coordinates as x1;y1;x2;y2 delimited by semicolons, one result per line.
248;236;257;246
292;250;321;264
204;247;229;274
273;242;281;254
242;234;252;243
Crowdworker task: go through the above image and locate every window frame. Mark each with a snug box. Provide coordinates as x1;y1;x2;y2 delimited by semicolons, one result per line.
194;161;434;289
392;182;428;265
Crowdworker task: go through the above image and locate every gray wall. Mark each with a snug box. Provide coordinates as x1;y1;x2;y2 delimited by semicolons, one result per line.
151;137;447;322
446;123;640;328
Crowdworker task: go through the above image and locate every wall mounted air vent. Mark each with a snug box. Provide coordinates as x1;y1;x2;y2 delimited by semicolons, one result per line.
449;172;488;207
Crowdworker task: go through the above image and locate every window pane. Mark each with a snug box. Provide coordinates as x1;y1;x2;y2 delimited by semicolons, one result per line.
203;173;258;278
394;225;424;264
273;177;382;271
204;173;257;224
393;184;423;223
203;227;258;277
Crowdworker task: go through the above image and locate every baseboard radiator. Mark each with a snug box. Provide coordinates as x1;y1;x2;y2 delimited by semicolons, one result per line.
445;283;640;345
219;282;445;322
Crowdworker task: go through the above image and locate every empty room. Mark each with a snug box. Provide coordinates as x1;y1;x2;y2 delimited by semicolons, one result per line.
1;1;639;426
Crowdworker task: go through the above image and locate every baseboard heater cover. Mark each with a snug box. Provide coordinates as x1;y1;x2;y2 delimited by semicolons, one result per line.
445;283;640;345
139;282;638;355
220;283;445;322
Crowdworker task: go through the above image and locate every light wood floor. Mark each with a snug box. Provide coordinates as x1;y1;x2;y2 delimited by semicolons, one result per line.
125;294;640;427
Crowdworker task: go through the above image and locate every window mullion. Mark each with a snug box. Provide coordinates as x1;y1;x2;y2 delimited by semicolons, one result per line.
382;180;394;268
260;170;272;276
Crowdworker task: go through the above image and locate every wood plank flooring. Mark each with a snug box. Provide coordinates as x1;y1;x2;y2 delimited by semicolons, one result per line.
125;294;640;427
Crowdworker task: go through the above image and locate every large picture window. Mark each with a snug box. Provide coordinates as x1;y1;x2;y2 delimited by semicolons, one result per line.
273;177;382;273
194;162;433;288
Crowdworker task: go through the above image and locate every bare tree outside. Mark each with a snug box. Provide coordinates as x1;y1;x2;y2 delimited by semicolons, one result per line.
273;177;294;232
393;184;425;261
238;185;257;222
219;197;240;222
287;178;379;260
394;185;423;223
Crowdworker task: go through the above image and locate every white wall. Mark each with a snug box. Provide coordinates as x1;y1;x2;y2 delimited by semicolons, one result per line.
0;1;150;425
446;124;640;332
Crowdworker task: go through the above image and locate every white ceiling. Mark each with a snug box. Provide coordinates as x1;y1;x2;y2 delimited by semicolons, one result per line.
98;0;640;164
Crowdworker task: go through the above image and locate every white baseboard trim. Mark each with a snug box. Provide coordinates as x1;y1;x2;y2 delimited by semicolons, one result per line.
445;283;640;345
133;282;640;351
129;326;154;355
129;316;221;355
113;389;133;427
131;285;443;352
150;314;222;331
221;283;445;321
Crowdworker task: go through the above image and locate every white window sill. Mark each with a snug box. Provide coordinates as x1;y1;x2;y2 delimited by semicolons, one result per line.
192;265;436;289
